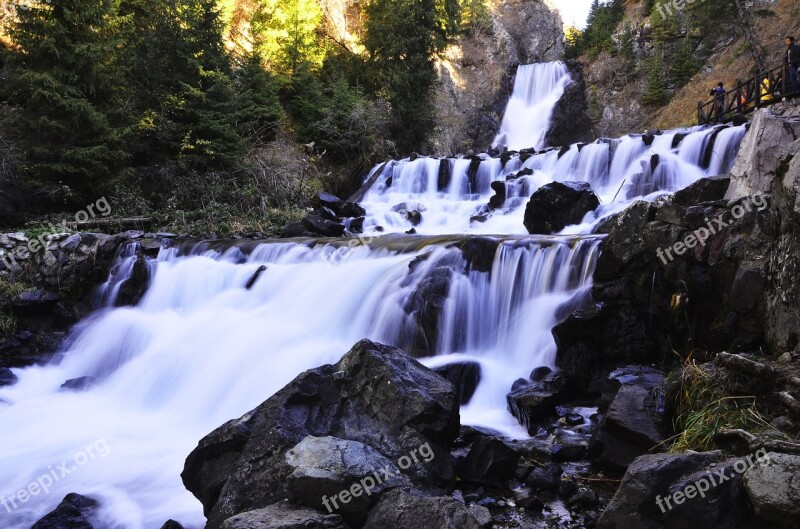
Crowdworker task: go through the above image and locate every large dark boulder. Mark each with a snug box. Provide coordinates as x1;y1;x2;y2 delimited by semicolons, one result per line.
285;436;408;526
458;435;520;484
434;362;482;405
524;181;599;234
597;451;759;529
743;452;800;525
362;489;483;529
302;213;346;238
0;367;17;387
544;60;594;148
589;366;668;472
221;502;350;529
506;372;570;434
182;340;460;529
31;493;98;529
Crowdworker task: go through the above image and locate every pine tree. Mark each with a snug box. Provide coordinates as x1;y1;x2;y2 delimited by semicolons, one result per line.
643;46;667;107
234;52;284;145
5;0;129;196
670;37;698;87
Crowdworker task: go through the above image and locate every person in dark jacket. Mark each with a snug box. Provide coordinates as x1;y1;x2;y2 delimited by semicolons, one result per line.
711;82;726;122
786;36;800;93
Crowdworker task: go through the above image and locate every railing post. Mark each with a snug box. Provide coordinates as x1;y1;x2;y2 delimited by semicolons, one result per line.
756;72;762;107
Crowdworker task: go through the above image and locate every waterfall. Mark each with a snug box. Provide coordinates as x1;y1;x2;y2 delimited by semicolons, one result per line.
492;62;572;151
0;62;748;528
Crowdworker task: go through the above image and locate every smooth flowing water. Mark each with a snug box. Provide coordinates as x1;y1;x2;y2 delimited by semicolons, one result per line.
0;62;748;528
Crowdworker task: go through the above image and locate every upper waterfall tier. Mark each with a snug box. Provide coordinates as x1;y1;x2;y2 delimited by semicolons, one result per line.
359;124;747;236
492;62;572;151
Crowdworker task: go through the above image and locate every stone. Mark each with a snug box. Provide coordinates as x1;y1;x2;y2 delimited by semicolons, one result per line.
0;367;18;387
182;340;459;529
31;493;99;529
523;181;599;235
221;502;349;529
433;362;481;405
506;372;569;434
458;435;520;484
285;436;408;526
545;60;594;148
589;366;667;472
59;376;98;392
673;176;731;206
160;522;184;529
362;489;483;529
743;452;800;524
302;214;346;238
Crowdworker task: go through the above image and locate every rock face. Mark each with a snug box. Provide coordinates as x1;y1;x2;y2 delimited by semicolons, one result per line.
221;502;349;529
430;0;564;154
524;181;600;234
589;366;667;472
506;371;569;434
363;489;483;529
285;436;408;526
545;60;595;148
31;493;98;529
182;340;459;529
743;452;800;524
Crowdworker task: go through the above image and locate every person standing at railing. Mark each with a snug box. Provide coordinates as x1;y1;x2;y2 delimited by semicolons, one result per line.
786;36;800;94
710;82;726;122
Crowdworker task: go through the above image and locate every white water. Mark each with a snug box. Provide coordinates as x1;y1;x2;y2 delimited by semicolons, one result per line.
0;61;748;529
492;62;572;151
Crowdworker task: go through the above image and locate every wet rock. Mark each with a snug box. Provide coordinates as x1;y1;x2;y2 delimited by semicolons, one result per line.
458;435;520;484
160;522;184;529
526;463;563;491
31;493;99;529
114;253;150;307
598;451;758;529
454;237;500;274
488;181;506;210
302;214;346;238
221;502;349;529
506;372;569;434
434;362;481;405
523;181;599;234
743;452;800;524
282;222;312;238
0;367;17;387
363;489;482;529
403;267;453;357
285;436;408;526
589;366;667;472
545;60;594;148
10;290;62;317
467;504;492;527
673;176;731;206
59;376;98;392
314;192;343;212
182;340;459;529
339;202;366;219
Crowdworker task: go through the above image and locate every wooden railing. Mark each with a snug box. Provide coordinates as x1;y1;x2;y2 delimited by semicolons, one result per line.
697;63;800;125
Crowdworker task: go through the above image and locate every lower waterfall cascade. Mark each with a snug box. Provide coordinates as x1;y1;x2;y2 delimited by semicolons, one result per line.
0;61;749;528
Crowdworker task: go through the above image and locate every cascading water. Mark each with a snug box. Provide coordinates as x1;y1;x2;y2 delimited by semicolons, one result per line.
0;61;748;529
492;62;572;151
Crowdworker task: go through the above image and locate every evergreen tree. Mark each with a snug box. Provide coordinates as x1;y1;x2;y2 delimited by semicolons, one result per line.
460;0;490;33
5;0;129;196
670;37;698;86
234;52;284;145
253;0;326;78
363;0;457;152
643;46;667;107
583;0;624;59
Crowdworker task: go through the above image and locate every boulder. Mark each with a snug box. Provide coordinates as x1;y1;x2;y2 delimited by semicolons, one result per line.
506;372;569;434
743;452;800;524
589;366;667;472
302;214;346;238
524;181;599;234
434;362;482;405
672;176;731;206
458;435;520;484
314;192;343;213
402;267;453;357
31;493;98;529
362;489;483;529
10;290;62;317
597;451;758;529
285;436;408;526
182;340;459;529
221;502;349;529
160;522;185;529
59;376;98;392
0;367;17;387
